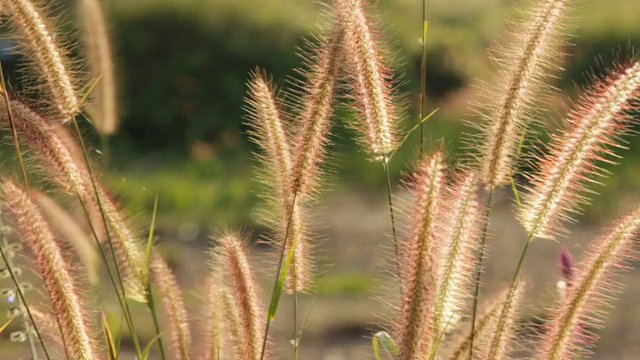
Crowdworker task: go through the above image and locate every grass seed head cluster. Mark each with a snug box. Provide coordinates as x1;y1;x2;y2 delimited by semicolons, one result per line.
0;0;639;359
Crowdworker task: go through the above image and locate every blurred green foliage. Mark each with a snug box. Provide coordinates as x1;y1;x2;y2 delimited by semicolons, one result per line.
95;0;640;226
4;0;636;228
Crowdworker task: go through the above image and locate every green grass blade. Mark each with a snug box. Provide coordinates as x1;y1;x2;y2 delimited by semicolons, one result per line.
101;311;118;360
145;192;160;266
389;108;438;161
140;333;163;360
372;331;399;360
0;316;15;334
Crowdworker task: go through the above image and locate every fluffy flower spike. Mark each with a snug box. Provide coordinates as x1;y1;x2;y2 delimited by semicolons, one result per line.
430;172;483;342
245;71;312;293
211;233;268;360
396;151;447;358
520;60;640;240
337;0;400;161
474;0;571;187
3;180;99;360
536;206;640;359
2;0;80;118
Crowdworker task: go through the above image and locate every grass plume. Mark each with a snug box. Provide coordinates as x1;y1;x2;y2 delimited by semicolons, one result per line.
2;0;80;118
245;71;311;293
2;180;98;360
338;0;400;160
430;172;482;342
520;60;640;239
149;252;192;360
475;0;571;187
78;0;119;135
395;151;446;358
535;207;640;359
212;232;268;360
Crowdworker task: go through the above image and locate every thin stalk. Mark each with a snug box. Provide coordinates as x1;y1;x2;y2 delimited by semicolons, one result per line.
382;154;400;274
468;188;494;359
53;312;72;360
69;114;142;356
419;0;430;154
76;197;142;357
260;191;299;360
293;290;299;360
143;193;166;360
146;287;167;360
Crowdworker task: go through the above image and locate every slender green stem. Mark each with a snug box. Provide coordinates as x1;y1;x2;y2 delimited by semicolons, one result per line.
146;287;167;360
419;0;430;154
382;155;400;274
69;115;143;356
293;290;299;360
76;197;142;356
468;188;494;359
260;191;299;360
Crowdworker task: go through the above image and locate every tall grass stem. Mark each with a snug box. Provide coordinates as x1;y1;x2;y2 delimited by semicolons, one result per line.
468;188;493;359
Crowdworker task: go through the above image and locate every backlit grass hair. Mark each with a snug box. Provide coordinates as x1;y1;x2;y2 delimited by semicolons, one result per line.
2;180;99;360
430;171;483;339
2;0;81;119
245;71;311;293
519;60;640;240
395;151;446;358
0;98;148;302
473;0;571;188
535;206;640;359
337;0;401;161
150;252;192;360
211;232;269;360
78;0;119;134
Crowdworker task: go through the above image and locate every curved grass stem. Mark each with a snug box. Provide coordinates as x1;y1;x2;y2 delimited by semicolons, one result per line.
69;114;143;357
419;0;430;154
293;290;299;360
146;287;167;360
261;191;299;360
382;154;400;274
468;188;493;359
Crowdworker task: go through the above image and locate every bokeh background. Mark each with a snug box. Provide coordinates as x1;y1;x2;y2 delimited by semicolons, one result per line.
2;0;640;358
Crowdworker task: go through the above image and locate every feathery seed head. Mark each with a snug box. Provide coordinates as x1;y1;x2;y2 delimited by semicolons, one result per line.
396;151;447;358
431;172;483;339
474;0;571;187
245;71;313;293
32;190;101;285
150;252;192;360
3;0;80;119
2;180;99;360
445;287;510;360
536;207;640;359
198;269;220;360
486;282;526;360
211;233;268;360
289;18;342;197
78;0;119;134
519;60;640;239
337;0;400;161
0;98;148;301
